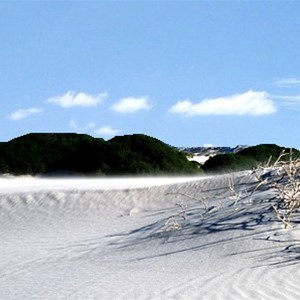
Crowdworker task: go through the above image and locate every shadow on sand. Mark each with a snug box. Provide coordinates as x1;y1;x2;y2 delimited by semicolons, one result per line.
106;176;300;267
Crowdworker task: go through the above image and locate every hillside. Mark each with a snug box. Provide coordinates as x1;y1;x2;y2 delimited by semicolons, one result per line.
0;133;200;176
202;144;300;173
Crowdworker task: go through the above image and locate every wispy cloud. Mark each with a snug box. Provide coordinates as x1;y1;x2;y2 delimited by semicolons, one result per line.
87;122;96;129
274;78;300;88
68;119;79;130
274;94;300;107
111;96;152;114
47;91;107;108
95;126;120;136
9;107;44;121
169;90;276;117
68;120;97;132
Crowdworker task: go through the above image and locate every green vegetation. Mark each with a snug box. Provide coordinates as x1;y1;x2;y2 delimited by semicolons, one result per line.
107;134;199;175
202;153;258;174
2;134;297;176
0;133;200;176
203;144;300;174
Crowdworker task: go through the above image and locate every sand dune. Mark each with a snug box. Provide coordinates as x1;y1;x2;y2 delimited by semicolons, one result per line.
0;174;299;299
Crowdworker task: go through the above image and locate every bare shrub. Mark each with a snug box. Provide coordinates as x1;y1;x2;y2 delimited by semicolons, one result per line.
166;149;300;232
164;192;208;231
250;149;300;228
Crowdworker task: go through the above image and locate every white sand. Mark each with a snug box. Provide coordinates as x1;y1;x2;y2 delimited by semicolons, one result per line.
0;174;299;299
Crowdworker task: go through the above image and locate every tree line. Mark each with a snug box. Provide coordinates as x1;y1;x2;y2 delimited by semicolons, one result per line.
0;133;297;176
0;133;200;175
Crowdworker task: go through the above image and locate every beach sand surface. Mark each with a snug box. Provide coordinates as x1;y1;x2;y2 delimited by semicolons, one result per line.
0;174;299;299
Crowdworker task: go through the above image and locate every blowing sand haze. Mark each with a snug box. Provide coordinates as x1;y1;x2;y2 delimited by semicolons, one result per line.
0;174;300;299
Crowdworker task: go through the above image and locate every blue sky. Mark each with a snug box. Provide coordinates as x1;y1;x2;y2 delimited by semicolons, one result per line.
1;1;300;148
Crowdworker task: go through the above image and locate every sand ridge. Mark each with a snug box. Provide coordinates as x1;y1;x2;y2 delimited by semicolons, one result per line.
0;173;299;299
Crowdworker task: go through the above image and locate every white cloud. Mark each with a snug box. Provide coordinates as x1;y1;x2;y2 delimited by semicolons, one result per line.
111;96;152;114
9;107;44;121
95;126;120;136
47;91;107;108
169;90;276;117
203;143;214;147
274;78;300;87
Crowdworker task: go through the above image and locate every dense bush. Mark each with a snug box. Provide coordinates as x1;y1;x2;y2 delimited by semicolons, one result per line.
238;144;288;163
3;133;107;175
107;134;199;175
0;133;200;176
202;153;258;174
203;144;300;174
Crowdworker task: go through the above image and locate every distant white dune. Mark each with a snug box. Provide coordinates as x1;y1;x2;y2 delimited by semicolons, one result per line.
0;174;299;299
187;154;210;164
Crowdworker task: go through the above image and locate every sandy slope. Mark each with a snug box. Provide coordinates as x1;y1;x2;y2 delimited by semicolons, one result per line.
0;174;299;299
